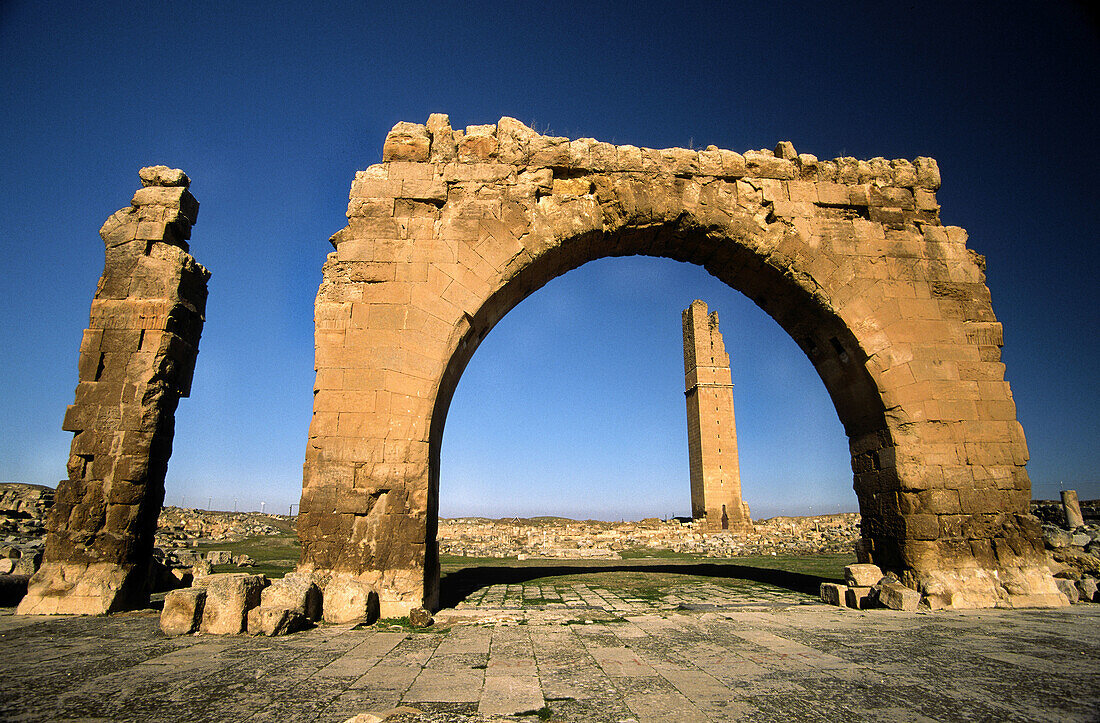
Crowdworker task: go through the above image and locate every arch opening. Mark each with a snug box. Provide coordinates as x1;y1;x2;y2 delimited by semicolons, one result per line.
424;220;895;608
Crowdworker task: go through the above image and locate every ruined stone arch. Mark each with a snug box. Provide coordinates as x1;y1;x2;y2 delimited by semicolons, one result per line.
299;115;1064;620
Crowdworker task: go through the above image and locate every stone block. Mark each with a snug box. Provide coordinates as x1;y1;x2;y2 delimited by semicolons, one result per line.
1055;578;1080;604
139;165;190;187
844;563;884;587
1077;577;1098;602
820;582;848;607
160;588;206;636
409;606;434;627
878;581;922;611
247;605;309;636
261;572;322;621
1042;525;1073;548
382;122;430;162
323;576;380;623
198;573;267;635
845;586;876;609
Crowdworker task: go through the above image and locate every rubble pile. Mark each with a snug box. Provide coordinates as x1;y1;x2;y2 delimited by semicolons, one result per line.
438;513;861;560
155;506;286;548
0;483;52;577
1037;493;1100;604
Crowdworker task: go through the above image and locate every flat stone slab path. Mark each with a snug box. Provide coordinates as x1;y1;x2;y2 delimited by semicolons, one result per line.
1;600;1098;722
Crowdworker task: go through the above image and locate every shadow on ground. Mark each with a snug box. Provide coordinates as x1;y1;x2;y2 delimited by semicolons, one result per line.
439;561;835;609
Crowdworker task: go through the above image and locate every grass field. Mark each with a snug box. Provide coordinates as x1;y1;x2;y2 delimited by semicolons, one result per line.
193;529;853;605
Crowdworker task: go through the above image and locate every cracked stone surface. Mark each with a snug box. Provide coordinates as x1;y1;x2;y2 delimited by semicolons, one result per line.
2;589;1097;722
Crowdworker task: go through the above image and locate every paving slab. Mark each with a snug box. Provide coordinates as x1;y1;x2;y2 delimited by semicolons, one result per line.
0;595;1098;722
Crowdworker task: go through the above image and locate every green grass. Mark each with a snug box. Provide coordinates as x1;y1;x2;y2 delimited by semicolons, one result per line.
192;529;853;597
196;530;299;579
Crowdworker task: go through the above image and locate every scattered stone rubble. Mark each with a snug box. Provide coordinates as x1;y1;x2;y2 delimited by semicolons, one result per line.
0;484;51;578
1037;492;1099;604
439;513;861;560
820;492;1100;609
159;571;342;637
155;506;285;544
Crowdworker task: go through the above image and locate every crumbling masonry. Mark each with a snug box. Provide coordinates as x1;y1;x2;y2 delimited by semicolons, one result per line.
20;119;1066;619
300;115;1065;619
683;300;752;532
18;167;208;615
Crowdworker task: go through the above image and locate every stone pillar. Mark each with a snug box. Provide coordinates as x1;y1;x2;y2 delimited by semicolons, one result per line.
1062;490;1085;529
682;300;752;532
18;166;208;615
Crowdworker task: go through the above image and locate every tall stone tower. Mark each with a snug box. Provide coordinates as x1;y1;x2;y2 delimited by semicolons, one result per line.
682;300;752;532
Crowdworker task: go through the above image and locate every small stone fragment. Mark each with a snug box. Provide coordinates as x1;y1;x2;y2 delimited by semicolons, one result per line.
774;141;797;159
408;607;433;627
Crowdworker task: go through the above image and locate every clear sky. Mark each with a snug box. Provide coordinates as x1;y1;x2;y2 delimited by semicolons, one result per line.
1;2;1097;519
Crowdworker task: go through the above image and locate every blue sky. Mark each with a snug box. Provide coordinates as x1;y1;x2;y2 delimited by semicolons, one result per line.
1;2;1097;519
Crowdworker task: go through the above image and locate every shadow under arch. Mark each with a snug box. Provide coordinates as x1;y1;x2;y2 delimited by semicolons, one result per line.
438;560;836;610
425;208;893;606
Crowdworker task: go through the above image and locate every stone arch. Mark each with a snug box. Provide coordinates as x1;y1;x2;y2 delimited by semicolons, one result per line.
299;115;1064;620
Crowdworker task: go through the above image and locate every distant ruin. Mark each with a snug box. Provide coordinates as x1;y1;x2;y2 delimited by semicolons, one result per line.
682;300;751;532
18;167;208;615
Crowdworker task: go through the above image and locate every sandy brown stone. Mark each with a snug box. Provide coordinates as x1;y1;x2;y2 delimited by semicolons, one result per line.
845;563;884;587
160;587;205;636
820;582;847;607
17;170;207;616
296;116;1061;615
198;573;267;635
682;301;752;533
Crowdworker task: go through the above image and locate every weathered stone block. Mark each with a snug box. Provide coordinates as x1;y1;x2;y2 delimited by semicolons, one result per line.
322;575;380;623
198;573;267;634
844;563;884;587
408;606;433;627
261;572;322;621
160;588;206;636
878;581;922;611
382;122;430;163
1055;578;1080;604
247;605;308;636
820;582;848;607
845;586;876;609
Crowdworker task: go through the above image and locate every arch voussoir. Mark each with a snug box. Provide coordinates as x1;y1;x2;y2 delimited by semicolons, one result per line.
300;115;1065;620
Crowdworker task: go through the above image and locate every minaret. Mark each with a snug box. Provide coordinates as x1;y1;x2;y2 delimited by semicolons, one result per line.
682;300;752;532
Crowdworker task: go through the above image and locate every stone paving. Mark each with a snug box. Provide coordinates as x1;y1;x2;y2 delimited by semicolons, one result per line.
1;583;1098;722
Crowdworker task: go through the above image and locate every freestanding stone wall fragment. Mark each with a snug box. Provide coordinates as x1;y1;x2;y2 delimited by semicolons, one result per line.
300;115;1064;616
682;300;752;532
18;166;208;615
